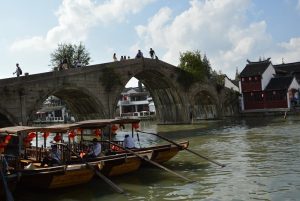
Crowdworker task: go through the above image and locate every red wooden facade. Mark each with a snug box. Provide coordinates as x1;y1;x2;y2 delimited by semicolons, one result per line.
240;60;300;110
243;89;288;109
240;76;262;92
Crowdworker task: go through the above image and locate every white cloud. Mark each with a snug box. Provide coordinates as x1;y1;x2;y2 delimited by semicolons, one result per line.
10;0;154;52
270;37;300;64
133;0;278;78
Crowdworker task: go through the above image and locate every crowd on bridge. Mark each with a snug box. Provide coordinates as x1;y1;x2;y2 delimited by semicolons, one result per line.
12;48;158;77
113;48;158;62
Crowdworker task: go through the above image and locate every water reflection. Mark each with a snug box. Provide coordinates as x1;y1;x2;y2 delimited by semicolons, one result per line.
15;116;300;200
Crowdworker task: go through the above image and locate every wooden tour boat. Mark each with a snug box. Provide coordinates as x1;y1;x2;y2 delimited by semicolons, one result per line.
0;126;95;190
0;117;204;197
74;118;189;165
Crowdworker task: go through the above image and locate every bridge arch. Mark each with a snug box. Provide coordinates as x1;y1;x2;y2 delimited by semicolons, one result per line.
189;83;222;119
27;86;107;123
113;66;189;123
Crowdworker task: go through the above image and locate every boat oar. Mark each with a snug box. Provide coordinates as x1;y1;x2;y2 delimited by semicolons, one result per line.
136;130;226;168
136;133;142;148
0;167;14;201
107;141;192;183
55;143;124;194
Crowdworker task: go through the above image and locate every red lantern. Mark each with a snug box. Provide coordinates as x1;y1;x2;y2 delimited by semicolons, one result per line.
23;136;32;148
54;134;62;142
94;129;102;137
68;130;76;139
132;123;139;130
77;128;82;133
42;132;50;138
28;132;37;139
111;124;118;134
4;135;12;144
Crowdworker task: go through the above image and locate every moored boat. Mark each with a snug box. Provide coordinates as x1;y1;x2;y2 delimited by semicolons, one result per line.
74;118;189;165
41;122;146;177
0;126;95;190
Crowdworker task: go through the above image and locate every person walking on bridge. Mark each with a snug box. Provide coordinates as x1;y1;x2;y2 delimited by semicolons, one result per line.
13;63;22;77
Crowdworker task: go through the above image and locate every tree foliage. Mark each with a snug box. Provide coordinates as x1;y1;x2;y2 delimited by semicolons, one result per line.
178;50;226;91
50;42;91;70
178;50;212;81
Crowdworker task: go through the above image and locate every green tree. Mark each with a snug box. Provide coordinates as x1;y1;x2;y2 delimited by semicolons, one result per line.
178;50;212;81
50;42;91;70
202;54;212;79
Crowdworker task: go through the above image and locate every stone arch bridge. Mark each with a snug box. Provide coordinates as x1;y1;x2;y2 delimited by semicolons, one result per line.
0;58;232;126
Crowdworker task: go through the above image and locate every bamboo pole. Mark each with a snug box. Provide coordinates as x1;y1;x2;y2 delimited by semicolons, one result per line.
56;142;124;194
107;141;192;182
137;130;226;168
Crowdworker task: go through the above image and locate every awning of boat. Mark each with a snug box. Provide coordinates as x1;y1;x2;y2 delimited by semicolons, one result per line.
74;118;140;128
0;126;42;135
41;123;79;133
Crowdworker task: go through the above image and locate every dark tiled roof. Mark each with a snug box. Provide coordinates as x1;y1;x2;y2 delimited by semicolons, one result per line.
274;62;300;74
240;60;271;77
231;79;239;87
265;76;294;91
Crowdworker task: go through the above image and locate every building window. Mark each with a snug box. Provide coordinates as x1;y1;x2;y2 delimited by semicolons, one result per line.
273;91;276;95
249;77;252;81
242;78;245;82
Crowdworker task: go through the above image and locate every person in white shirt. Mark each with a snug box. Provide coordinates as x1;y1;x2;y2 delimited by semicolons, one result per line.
41;145;61;167
88;138;101;157
123;134;135;149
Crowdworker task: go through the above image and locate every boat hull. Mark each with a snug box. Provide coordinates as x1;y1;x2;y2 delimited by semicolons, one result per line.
0;173;18;198
87;154;143;177
18;164;94;189
101;156;141;177
135;141;189;165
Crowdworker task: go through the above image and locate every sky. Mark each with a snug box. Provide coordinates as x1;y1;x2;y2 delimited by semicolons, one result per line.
1;0;300;87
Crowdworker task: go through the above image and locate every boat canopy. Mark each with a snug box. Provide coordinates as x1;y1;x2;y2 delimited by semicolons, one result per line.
74;118;140;129
0;126;42;135
41;123;79;133
0;118;140;135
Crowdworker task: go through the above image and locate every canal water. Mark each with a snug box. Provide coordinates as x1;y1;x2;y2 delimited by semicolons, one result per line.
14;116;300;201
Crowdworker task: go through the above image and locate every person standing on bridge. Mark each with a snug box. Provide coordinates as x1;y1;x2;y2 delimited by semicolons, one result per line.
13;63;22;77
149;48;156;59
135;50;143;59
113;53;118;61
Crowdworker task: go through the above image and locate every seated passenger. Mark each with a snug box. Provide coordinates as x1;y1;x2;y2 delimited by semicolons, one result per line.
87;138;101;158
123;134;135;149
41;145;61;167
